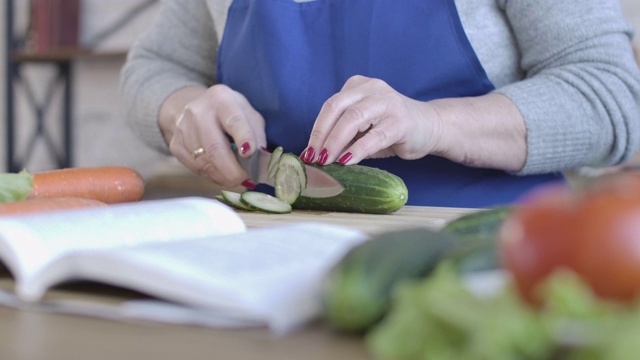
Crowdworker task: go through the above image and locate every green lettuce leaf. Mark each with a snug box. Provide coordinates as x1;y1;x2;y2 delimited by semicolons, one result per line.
367;264;640;360
0;170;33;203
367;263;553;360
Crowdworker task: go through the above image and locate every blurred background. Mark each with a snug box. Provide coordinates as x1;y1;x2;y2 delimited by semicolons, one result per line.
0;0;639;188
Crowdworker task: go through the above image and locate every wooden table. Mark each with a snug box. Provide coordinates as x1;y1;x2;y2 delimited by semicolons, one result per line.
239;205;474;235
0;204;475;360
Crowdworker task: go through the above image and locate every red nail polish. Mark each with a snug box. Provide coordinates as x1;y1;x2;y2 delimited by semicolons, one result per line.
240;142;251;155
241;179;257;190
316;148;329;165
301;147;316;164
261;146;269;152
338;152;352;165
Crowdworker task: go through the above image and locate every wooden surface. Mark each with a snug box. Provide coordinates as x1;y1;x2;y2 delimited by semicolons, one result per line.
0;200;475;360
239;205;474;235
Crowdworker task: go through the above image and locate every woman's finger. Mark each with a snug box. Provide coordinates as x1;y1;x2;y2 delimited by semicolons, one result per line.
317;95;395;165
207;86;265;158
303;76;371;163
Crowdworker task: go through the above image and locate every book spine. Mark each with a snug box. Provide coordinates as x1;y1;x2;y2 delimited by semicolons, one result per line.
33;0;52;53
57;0;81;49
32;0;81;53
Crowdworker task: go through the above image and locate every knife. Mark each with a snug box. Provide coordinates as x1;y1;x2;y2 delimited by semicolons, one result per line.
234;147;344;198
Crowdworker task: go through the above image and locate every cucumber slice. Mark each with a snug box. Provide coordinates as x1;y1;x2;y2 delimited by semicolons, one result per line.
274;153;307;205
220;190;254;211
240;191;292;214
215;194;228;205
267;146;284;180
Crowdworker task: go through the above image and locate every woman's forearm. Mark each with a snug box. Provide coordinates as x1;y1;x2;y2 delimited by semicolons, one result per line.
429;92;527;173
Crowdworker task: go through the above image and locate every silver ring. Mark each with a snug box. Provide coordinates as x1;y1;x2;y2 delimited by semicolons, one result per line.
192;147;206;159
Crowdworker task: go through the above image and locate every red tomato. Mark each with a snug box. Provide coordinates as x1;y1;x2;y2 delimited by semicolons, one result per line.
498;174;640;305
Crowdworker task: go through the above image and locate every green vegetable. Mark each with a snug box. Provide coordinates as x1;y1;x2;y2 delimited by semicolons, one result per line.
0;170;33;203
240;191;292;214
442;206;511;240
367;265;640;360
292;163;408;214
440;206;511;273
321;207;511;332
367;263;552;360
267;146;284;180
218;191;254;211
321;228;459;332
274;153;306;205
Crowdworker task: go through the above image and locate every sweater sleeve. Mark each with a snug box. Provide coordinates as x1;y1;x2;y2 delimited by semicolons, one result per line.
495;0;640;175
119;0;219;154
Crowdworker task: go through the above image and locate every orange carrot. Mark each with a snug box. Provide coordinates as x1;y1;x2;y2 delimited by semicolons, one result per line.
0;197;108;216
29;166;145;204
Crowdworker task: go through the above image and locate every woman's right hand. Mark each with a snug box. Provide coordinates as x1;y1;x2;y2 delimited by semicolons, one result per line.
158;84;266;189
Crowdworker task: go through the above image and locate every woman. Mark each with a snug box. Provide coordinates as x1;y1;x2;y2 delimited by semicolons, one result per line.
120;0;640;207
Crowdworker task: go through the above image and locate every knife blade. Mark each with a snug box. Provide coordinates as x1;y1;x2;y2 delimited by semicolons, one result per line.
235;147;344;198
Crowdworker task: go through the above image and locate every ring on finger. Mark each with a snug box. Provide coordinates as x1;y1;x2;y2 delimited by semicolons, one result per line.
192;147;206;159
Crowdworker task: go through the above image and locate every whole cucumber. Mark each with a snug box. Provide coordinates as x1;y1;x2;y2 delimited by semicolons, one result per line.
440;206;511;272
321;207;510;332
321;228;459;332
293;164;408;214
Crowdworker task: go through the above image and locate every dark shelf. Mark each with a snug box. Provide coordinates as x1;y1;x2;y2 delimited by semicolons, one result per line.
11;49;128;63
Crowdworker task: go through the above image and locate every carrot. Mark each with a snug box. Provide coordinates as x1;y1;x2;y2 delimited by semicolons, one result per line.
29;166;145;204
0;197;108;217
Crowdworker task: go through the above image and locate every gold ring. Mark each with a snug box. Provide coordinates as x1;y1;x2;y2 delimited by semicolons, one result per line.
192;147;206;159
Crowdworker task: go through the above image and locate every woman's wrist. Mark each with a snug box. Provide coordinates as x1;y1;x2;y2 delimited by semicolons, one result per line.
427;92;527;172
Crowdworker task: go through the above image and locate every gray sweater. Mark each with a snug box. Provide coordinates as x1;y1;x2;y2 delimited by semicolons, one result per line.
120;0;640;175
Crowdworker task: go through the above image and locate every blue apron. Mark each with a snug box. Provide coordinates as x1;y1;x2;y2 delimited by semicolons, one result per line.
217;0;563;208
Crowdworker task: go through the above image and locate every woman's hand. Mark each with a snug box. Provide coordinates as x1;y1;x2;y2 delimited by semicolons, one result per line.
301;75;441;166
159;85;266;188
302;75;527;173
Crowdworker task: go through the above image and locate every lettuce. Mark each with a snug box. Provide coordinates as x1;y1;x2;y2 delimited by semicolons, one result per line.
367;263;640;360
0;170;33;203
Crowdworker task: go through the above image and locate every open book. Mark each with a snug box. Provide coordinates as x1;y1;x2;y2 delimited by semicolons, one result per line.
0;197;368;334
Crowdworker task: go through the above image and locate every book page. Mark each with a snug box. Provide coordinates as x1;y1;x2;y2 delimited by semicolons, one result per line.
0;197;246;290
38;222;369;334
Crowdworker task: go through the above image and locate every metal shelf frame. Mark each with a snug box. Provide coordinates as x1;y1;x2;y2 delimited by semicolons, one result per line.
4;0;157;172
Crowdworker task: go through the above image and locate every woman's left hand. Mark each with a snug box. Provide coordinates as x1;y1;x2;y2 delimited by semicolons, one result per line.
301;75;440;165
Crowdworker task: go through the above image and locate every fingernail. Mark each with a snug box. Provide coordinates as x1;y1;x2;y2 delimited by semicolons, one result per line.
316;148;329;165
338;152;352;165
240;142;251;155
241;179;257;190
301;147;316;164
260;146;269;152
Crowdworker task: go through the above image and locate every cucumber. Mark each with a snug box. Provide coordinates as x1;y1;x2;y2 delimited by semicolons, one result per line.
321;228;459;332
321;207;510;332
292;164;408;214
240;191;292;214
440;206;511;273
267;146;284;180
274;153;307;205
219;190;254;211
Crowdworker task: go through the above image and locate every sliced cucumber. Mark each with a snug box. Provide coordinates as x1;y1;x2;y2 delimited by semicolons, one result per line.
274;153;307;205
240;191;292;214
220;190;254;211
267;146;284;180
